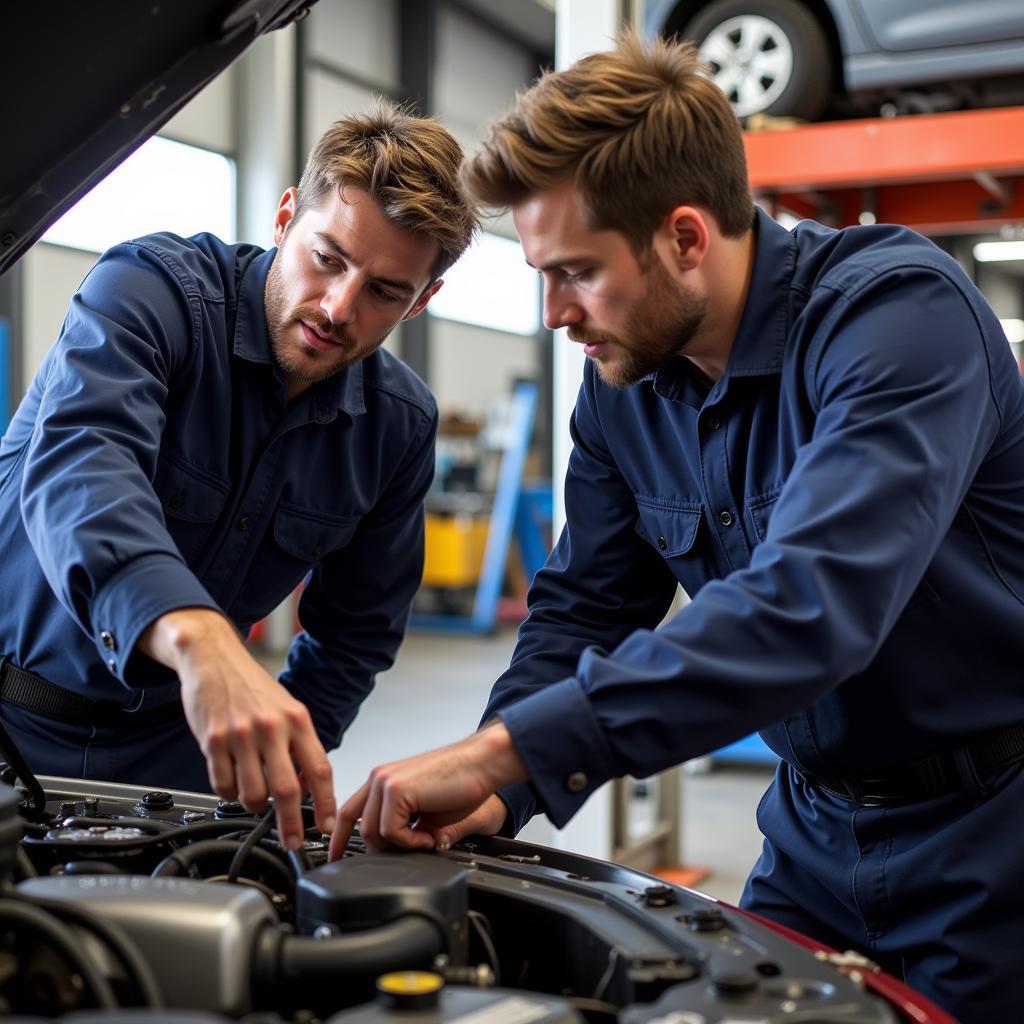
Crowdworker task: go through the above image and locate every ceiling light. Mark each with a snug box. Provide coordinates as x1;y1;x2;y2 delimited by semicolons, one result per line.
973;241;1024;262
1000;319;1024;345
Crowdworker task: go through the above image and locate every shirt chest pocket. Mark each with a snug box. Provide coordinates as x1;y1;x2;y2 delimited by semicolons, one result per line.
746;490;781;545
154;453;229;563
273;501;360;563
231;502;361;624
634;497;710;594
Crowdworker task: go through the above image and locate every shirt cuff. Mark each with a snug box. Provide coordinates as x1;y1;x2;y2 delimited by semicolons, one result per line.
498;676;619;829
494;782;540;836
90;552;220;686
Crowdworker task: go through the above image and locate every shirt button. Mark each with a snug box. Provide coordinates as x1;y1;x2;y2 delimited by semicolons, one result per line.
106;659;117;673
168;492;184;510
707;417;721;431
100;630;116;651
566;771;588;793
237;516;250;532
313;545;324;558
657;535;667;551
719;510;733;527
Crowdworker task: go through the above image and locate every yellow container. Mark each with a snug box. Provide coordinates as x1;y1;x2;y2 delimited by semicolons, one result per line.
422;513;489;588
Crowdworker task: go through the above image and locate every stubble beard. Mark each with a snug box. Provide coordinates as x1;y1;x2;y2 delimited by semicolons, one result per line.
570;257;708;389
264;252;383;391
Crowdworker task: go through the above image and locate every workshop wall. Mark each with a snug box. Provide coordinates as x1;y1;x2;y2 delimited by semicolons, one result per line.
431;318;539;419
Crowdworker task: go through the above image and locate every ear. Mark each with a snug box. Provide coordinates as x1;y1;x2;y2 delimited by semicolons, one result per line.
403;279;444;321
661;206;710;272
273;187;299;246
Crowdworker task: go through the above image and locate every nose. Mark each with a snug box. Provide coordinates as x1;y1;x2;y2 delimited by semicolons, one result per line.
321;274;359;326
542;281;584;331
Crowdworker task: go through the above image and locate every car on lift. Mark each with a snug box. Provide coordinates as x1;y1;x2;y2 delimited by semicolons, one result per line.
646;0;1024;121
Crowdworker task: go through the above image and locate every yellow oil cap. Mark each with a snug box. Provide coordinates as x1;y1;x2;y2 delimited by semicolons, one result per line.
376;970;445;1010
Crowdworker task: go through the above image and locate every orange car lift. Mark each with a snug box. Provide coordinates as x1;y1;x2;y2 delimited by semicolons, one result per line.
744;105;1024;235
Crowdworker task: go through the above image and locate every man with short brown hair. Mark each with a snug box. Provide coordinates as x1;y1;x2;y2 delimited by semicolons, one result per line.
336;35;1024;1023
0;100;476;850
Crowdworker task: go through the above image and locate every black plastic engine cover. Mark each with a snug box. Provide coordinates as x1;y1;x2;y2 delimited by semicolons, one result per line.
296;853;468;957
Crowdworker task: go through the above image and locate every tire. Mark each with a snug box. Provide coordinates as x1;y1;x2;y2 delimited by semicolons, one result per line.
683;0;833;120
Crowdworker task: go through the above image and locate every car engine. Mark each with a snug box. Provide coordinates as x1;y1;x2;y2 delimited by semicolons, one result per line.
0;757;923;1023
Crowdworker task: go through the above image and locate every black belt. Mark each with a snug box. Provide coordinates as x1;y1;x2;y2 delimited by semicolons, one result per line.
0;657;183;729
802;722;1024;807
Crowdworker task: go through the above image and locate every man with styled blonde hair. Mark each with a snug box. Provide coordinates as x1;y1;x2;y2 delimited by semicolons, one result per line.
335;34;1024;1023
0;101;476;850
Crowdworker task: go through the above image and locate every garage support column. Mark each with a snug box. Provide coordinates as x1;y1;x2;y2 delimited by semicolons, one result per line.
537;1;685;870
236;26;302;652
236;24;299;251
396;0;439;385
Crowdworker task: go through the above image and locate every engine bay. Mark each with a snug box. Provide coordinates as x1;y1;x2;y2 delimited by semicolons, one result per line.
0;765;926;1023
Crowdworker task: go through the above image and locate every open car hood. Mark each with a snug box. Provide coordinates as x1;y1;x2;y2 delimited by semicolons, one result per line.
0;0;316;277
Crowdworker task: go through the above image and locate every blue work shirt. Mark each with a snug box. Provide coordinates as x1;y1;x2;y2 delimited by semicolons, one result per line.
487;208;1024;833
0;232;436;749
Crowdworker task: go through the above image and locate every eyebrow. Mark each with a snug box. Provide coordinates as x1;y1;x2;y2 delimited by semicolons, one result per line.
314;233;418;295
525;255;591;273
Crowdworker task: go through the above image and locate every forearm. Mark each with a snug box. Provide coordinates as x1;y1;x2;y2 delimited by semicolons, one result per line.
140;605;335;846
138;606;243;678
471;720;530;790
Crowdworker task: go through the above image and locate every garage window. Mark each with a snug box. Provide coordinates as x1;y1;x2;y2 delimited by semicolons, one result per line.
43;136;236;254
428;231;541;336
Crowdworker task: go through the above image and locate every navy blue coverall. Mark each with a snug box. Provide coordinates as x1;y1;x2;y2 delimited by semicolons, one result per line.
0;232;436;790
484;209;1024;1021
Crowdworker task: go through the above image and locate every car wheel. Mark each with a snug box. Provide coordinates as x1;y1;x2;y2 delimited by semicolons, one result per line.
683;0;833;120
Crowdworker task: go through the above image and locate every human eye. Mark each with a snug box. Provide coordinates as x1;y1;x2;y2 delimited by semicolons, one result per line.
564;267;593;283
311;248;335;268
371;284;402;305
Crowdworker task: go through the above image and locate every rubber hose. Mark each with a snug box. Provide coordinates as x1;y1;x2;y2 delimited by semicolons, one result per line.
279;916;443;979
23;892;164;1008
152;838;292;890
0;897;118;1009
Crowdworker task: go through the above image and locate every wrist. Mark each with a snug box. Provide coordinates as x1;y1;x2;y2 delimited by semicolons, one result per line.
140;607;237;672
472;721;528;789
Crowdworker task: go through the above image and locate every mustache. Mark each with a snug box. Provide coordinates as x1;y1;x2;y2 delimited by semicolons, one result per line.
295;308;350;345
568;326;619;347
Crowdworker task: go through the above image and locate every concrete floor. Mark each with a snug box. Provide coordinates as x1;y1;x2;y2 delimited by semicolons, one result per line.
270;628;773;906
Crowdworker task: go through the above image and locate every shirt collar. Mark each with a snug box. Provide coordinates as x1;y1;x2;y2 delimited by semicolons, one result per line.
232;246;367;420
646;207;796;402
720;206;796;379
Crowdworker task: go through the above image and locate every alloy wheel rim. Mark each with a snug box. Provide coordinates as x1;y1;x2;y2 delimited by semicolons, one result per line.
699;14;795;117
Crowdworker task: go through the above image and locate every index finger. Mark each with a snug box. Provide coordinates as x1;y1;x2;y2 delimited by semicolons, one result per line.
329;782;369;860
291;728;336;835
262;739;306;850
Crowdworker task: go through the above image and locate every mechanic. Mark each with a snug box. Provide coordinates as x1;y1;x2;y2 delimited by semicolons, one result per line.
332;34;1024;1023
0;101;476;851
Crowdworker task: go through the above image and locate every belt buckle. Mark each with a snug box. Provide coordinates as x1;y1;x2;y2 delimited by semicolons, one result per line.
841;778;885;807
